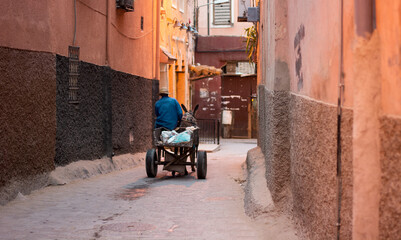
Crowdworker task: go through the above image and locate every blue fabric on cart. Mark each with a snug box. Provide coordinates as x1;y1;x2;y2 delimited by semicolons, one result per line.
171;131;191;143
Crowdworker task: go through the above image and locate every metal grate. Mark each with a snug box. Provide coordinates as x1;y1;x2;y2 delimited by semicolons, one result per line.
198;119;220;144
68;46;80;104
213;0;231;25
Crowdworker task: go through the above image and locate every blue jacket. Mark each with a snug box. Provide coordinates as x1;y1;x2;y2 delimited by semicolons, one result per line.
155;96;183;130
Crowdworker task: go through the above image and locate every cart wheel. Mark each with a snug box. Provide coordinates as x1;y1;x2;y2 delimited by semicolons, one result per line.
146;149;158;178
197;151;207;179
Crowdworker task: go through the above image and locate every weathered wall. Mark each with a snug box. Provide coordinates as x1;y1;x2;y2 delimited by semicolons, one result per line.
379;115;401;239
191;76;221;120
289;94;337;239
0;47;56;202
55;55;112;166
375;3;401;237
56;55;155;165
258;86;290;203
195;36;248;67
0;0;156;79
287;0;342;105
112;73;154;155
258;0;401;239
377;1;401;116
340;107;354;240
289;94;354;240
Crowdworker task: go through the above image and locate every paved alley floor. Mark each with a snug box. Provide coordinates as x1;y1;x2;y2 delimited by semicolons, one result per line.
0;139;298;240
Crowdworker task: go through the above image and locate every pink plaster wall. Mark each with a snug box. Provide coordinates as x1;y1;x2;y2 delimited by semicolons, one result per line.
197;0;253;36
287;0;342;104
0;0;155;79
377;1;401;116
352;32;381;240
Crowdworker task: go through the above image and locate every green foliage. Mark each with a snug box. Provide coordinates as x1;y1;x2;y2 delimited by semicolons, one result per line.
244;25;258;63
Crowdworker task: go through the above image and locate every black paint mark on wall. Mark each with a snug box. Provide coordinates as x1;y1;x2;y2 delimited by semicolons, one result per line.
294;24;305;91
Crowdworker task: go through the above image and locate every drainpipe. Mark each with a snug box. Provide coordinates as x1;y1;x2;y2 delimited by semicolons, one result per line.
336;1;344;239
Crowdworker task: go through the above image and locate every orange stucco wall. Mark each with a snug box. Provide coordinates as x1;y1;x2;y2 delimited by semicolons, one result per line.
258;0;355;105
160;0;192;107
377;1;401;116
258;0;401;239
0;0;156;79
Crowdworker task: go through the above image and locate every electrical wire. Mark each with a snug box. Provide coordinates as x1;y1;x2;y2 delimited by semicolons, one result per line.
110;22;153;40
77;0;106;16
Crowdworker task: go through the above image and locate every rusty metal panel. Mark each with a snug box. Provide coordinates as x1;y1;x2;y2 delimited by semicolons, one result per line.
221;75;256;138
191;76;221;120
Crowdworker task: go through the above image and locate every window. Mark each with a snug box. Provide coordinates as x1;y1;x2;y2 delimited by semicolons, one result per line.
172;0;177;8
213;0;232;25
179;0;185;12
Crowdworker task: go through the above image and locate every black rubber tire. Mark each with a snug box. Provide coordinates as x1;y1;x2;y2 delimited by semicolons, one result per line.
197;151;207;179
146;149;158;178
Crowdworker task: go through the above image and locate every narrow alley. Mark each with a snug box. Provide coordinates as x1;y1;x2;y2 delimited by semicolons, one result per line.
0;140;297;240
1;0;401;239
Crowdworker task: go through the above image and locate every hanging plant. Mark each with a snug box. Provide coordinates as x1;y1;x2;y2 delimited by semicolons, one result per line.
244;25;258;63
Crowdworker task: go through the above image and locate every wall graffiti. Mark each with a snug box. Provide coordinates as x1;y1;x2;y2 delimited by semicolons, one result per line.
294;24;305;91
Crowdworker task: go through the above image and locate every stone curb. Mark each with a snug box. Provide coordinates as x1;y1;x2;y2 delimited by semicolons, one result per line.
0;153;145;205
244;147;275;218
48;152;146;185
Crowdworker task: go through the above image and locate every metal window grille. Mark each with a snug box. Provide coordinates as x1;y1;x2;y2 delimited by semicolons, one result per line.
68;46;80;104
198;119;220;144
213;0;232;25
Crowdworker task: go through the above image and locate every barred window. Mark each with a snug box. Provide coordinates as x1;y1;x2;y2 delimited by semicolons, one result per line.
213;0;232;25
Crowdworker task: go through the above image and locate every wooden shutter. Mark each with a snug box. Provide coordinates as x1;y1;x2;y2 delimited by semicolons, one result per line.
213;0;231;25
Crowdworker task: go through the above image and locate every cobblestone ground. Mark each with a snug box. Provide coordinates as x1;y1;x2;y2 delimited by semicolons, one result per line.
0;139;297;240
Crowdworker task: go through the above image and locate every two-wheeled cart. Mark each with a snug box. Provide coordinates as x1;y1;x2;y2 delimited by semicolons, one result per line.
146;127;207;179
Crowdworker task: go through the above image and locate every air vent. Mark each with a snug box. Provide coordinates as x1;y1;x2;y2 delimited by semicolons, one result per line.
116;0;134;12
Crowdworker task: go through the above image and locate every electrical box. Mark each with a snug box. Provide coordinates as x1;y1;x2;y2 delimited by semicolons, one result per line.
247;7;259;22
116;0;134;12
238;0;251;22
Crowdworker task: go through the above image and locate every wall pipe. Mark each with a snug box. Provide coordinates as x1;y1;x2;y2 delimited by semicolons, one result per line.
336;0;344;239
